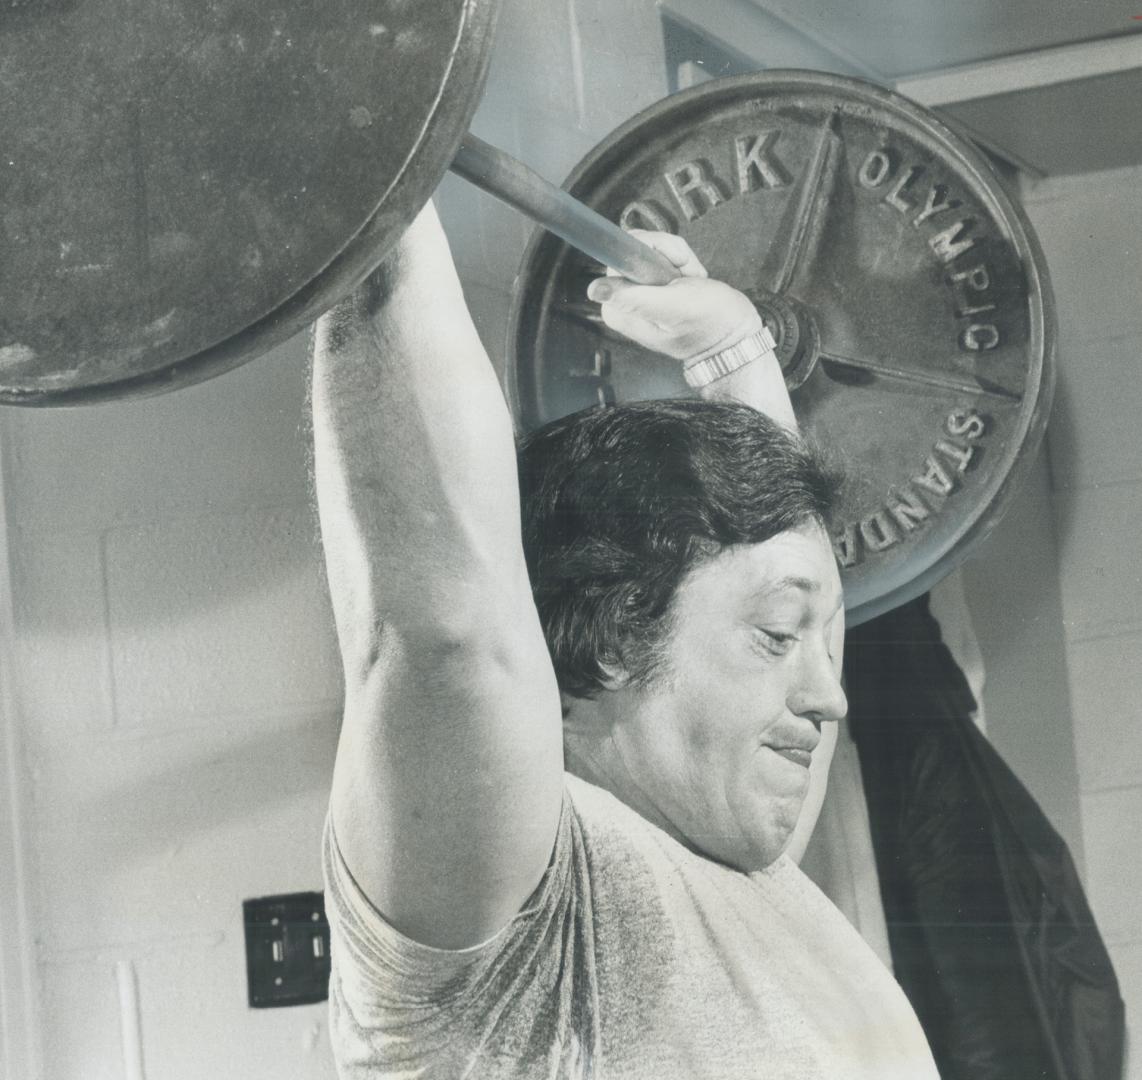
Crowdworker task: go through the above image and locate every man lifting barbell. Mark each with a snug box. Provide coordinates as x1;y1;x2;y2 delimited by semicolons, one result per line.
310;200;940;1078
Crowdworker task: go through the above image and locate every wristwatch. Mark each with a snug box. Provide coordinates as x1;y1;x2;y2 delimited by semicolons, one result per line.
682;326;778;390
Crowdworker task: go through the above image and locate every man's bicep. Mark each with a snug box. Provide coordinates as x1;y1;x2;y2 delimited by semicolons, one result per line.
329;600;565;952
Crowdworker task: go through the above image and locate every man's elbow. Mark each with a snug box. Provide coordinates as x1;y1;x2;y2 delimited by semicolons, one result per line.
342;585;540;692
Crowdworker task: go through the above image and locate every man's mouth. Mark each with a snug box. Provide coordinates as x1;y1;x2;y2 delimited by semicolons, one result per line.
772;746;813;769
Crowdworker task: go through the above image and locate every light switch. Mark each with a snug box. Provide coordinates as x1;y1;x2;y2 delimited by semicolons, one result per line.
243;891;331;1008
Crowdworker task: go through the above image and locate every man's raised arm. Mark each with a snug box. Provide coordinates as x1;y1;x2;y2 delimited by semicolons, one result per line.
311;202;563;950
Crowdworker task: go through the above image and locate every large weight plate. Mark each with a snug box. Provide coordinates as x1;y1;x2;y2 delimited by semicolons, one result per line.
508;72;1055;626
0;0;497;405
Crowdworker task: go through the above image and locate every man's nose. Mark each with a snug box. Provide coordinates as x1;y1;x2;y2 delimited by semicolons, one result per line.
790;637;848;724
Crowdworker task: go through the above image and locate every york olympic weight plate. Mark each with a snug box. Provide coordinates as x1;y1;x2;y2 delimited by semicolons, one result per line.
0;0;498;404
508;72;1055;626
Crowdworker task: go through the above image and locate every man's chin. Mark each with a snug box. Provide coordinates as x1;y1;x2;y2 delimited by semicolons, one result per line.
747;798;805;867
738;827;798;872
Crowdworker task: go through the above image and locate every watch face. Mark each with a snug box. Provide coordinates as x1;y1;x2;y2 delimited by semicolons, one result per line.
508;72;1054;626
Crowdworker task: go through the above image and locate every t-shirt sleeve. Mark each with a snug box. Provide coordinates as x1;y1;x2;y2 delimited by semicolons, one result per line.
321;792;574;1022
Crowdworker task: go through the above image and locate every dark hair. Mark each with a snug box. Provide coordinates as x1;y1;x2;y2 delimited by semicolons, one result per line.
517;399;841;698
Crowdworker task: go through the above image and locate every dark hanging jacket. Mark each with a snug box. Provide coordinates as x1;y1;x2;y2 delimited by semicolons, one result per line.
844;595;1124;1080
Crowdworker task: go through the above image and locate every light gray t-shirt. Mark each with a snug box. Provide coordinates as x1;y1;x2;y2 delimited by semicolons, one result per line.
323;773;939;1079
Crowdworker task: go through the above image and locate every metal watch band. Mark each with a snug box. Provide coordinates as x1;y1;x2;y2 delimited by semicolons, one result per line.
682;326;778;390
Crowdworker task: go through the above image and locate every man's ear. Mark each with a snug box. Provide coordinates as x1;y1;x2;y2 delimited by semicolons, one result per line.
597;658;631;691
560;661;630;737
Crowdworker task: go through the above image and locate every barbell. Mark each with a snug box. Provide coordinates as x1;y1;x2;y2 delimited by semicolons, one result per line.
0;0;1054;624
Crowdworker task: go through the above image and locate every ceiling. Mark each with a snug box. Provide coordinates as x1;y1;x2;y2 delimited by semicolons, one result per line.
750;0;1142;79
671;0;1142;175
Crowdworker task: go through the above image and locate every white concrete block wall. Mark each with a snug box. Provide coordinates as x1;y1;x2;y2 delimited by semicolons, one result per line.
102;507;341;727
1022;162;1142;1076
2;332;342;1077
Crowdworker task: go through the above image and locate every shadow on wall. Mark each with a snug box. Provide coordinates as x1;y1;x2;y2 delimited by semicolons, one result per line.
61;713;341;869
2;333;319;632
8;488;333;639
7;495;344;730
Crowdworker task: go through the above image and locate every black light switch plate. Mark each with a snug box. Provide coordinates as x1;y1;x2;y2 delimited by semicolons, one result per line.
243;891;331;1008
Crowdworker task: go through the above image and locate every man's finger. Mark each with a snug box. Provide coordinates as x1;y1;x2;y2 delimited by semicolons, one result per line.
588;277;694;322
587;277;647;308
624;229;708;278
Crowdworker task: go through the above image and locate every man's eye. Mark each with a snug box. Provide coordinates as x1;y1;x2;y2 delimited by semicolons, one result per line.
752;628;798;657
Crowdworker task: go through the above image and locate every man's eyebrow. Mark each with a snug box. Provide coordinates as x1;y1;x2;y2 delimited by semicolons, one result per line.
753;575;821;598
748;576;844;620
